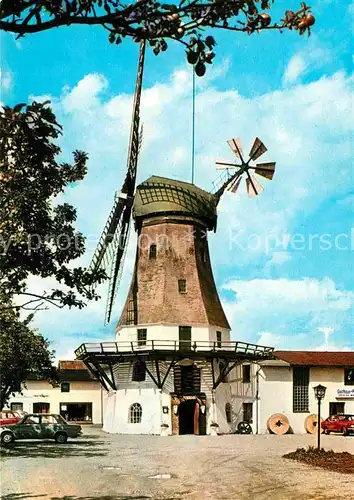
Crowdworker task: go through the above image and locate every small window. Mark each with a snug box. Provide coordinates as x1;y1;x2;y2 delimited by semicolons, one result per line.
11;403;23;411
243;403;253;423
129;403;142;423
178;279;187;293
61;382;70;393
216;331;222;348
225;403;232;424
344;368;354;385
242;365;251;383
149;244;157;259
132;361;146;382
137;328;147;346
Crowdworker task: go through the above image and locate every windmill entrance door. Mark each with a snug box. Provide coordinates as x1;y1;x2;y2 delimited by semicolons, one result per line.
179;400;196;435
172;396;207;435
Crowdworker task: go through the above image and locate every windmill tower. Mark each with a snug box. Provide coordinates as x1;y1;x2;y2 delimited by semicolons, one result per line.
75;45;275;435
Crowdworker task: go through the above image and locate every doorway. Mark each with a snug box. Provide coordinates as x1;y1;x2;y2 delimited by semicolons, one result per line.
60;402;93;422
329;402;345;416
179;326;191;351
179;400;196;434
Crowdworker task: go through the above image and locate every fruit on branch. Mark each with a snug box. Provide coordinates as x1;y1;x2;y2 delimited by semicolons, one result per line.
195;61;206;77
187;50;199;64
285;10;295;22
305;14;315;26
259;13;271;27
297;18;307;30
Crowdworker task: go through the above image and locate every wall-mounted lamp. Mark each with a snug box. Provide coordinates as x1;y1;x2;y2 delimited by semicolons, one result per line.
173;404;179;415
162;406;169;414
200;404;206;415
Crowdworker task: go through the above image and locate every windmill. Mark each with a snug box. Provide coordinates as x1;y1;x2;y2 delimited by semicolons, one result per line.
214;137;276;198
89;38;276;325
89;41;146;324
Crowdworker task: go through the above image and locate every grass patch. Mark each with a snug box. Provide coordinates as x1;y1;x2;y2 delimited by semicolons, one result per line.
284;446;354;474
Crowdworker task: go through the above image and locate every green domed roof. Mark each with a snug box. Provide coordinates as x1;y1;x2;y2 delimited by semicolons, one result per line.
133;176;217;230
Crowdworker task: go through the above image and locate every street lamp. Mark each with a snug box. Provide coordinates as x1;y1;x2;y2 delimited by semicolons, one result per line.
313;384;327;450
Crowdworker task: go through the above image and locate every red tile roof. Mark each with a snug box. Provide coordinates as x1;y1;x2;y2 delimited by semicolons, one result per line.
274;351;354;367
58;360;87;370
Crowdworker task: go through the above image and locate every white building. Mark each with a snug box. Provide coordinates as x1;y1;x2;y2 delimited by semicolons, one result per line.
7;361;103;425
228;351;354;434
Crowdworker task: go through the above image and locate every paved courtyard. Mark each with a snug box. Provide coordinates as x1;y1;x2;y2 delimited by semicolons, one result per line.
1;426;354;500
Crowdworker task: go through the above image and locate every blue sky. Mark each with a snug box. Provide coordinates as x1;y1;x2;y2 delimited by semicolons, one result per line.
1;0;353;359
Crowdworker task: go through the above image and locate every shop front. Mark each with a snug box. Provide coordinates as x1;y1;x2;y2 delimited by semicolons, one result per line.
60;402;93;423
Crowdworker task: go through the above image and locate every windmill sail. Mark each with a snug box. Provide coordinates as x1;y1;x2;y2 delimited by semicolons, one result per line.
249;137;267;161
255;162;276;180
90;41;146;324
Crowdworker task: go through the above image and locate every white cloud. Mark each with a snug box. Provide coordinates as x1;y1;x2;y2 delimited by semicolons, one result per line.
222;277;354;348
62;73;108;112
283;55;307;85
0;69;12;91
257;332;284;347
223;277;354;314
257;329;351;352
23;61;353;354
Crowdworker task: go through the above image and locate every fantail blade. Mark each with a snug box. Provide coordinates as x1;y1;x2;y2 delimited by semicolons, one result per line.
255;162;276;180
246;175;264;197
227;138;244;160
227;176;242;194
249;137;267;161
216;158;236;169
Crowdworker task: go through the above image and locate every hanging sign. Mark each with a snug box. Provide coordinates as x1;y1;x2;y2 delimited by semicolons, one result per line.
336;388;354;399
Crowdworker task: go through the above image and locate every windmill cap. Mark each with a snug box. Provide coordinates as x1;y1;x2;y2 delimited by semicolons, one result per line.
133;175;217;230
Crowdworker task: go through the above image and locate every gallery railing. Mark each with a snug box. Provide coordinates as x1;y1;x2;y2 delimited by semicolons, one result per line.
75;340;274;359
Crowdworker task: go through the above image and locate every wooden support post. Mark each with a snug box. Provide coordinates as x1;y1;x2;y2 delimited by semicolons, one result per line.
155;359;161;388
161;359;176;389
145;363;159;388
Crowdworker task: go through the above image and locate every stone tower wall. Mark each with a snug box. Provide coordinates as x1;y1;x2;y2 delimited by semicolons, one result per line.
118;217;230;329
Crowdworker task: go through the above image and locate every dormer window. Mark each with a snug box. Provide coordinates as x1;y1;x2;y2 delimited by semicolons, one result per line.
149;244;157;259
178;279;187;293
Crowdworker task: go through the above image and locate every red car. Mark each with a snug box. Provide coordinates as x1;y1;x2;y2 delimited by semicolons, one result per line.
0;410;23;426
321;414;354;436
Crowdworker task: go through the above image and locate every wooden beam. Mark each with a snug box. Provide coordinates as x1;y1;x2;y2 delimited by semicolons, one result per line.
155;359;161;388
90;359;116;391
144;363;159;387
85;361;109;392
160;359;176;389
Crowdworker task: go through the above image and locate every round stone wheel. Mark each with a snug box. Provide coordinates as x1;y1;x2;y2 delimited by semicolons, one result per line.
267;413;290;435
305;414;324;434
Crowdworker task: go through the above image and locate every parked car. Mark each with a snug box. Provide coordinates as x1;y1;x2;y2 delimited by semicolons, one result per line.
0;410;23;426
0;413;82;445
321;414;354;436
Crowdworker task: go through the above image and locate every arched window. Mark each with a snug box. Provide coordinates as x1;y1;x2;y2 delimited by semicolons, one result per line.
225;403;232;424
129;403;142;423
